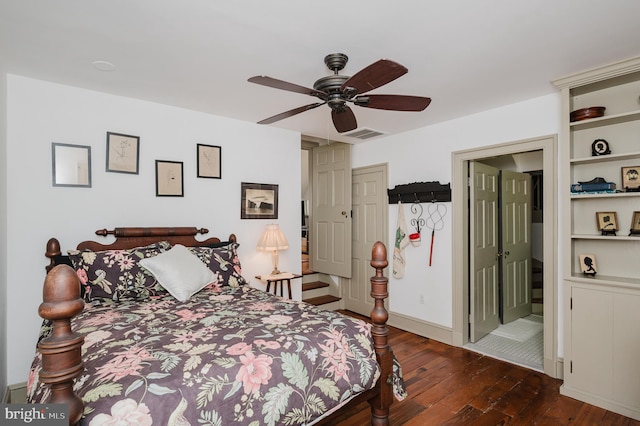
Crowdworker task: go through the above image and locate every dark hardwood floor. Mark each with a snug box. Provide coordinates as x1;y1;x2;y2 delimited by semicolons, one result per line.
335;311;639;425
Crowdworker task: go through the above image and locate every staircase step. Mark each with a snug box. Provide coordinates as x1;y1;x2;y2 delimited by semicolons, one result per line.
303;281;329;291
304;295;341;306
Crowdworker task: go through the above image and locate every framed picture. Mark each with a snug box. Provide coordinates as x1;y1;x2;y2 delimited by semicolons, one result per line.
197;144;221;179
596;211;618;233
51;142;91;187
579;254;597;275
106;132;140;174
630;211;640;236
241;182;278;219
155;160;183;197
621;166;640;191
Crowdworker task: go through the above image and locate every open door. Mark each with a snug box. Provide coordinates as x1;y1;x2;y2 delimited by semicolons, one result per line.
469;161;500;342
500;170;532;324
345;164;386;316
311;143;352;278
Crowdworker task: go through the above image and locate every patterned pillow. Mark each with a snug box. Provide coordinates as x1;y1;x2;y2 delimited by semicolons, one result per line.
68;241;171;302
189;243;247;287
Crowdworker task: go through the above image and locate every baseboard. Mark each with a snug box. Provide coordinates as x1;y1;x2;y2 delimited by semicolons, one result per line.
388;311;453;345
560;384;640;421
3;382;27;404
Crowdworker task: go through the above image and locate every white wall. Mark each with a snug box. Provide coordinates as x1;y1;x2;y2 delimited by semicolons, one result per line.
352;93;561;329
5;75;301;385
0;69;8;392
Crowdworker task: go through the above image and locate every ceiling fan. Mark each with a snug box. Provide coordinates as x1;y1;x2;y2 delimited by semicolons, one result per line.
248;53;431;133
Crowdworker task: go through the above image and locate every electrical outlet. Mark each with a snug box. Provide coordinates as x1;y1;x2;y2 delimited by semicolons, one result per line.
419;294;425;304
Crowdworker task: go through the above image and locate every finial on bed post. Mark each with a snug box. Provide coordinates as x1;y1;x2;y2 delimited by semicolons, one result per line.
45;238;62;273
369;241;393;425
38;265;86;425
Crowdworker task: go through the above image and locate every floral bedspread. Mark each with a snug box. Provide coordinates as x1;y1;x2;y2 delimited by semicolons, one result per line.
28;285;405;425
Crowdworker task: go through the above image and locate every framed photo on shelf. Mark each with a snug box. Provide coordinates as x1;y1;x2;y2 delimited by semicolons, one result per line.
106;132;140;174
196;144;221;179
51;142;92;188
240;182;278;219
155;160;183;197
621;165;640;191
630;211;640;236
579;254;597;276
596;211;618;235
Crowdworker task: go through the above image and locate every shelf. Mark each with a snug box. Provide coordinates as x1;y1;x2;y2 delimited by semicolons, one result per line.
569;109;640;130
568;273;640;288
571;191;640;199
571;234;640;241
571;151;640;165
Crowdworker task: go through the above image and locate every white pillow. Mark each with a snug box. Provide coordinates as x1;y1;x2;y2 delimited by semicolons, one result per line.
139;244;215;302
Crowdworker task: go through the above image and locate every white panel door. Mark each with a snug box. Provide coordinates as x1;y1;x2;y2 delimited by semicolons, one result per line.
500;170;532;324
345;165;386;315
470;161;500;342
311;143;352;278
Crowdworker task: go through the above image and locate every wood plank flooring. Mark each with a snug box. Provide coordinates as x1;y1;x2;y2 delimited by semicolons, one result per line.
334;311;639;425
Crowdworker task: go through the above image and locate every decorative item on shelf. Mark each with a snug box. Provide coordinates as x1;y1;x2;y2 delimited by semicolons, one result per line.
256;224;289;275
591;139;611;156
570;177;616;194
579;254;597;276
596;211;618;236
629;211;640;236
621;166;640;192
570;106;605;122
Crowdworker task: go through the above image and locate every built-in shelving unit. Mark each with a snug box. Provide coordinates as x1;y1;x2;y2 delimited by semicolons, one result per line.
553;56;640;421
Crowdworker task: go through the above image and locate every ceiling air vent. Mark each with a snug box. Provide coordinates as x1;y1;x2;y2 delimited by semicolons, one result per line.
343;128;385;140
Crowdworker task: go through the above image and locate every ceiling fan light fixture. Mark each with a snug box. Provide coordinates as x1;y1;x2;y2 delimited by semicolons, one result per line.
248;53;430;133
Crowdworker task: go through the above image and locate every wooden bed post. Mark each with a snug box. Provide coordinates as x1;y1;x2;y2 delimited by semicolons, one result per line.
369;241;393;426
38;264;86;425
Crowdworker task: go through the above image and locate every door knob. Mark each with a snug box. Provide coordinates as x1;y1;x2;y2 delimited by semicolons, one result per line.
495;252;502;261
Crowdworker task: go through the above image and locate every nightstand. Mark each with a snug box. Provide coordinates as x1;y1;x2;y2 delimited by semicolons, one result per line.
255;273;302;300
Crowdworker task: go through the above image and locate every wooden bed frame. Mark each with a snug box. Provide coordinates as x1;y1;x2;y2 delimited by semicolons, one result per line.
38;227;394;425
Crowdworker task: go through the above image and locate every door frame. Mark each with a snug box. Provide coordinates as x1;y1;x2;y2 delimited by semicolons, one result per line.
452;134;560;378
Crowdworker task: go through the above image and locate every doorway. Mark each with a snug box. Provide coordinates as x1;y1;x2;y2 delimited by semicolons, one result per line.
451;135;560;378
466;158;540;370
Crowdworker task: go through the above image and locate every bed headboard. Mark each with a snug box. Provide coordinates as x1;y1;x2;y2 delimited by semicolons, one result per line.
46;227;237;272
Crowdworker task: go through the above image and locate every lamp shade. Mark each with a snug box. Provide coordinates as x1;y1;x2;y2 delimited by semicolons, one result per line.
256;224;289;251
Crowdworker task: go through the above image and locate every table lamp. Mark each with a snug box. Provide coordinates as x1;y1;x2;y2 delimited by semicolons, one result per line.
256;224;289;275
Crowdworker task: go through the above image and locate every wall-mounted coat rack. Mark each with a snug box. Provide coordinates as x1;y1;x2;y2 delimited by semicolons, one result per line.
387;181;451;204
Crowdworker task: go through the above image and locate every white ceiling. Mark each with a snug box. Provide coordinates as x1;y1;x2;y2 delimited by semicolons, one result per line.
2;1;640;143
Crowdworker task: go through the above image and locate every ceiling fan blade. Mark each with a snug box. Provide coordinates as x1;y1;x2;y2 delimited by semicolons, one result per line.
341;59;408;94
332;106;357;133
354;94;431;111
248;76;326;98
257;102;325;125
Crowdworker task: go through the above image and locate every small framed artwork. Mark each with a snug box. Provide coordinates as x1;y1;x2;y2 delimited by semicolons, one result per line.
241;182;278;219
106;132;140;174
197;144;221;179
621;166;640;191
596;211;618;235
51;142;92;188
630;211;640;236
155;160;184;197
579;254;597;276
